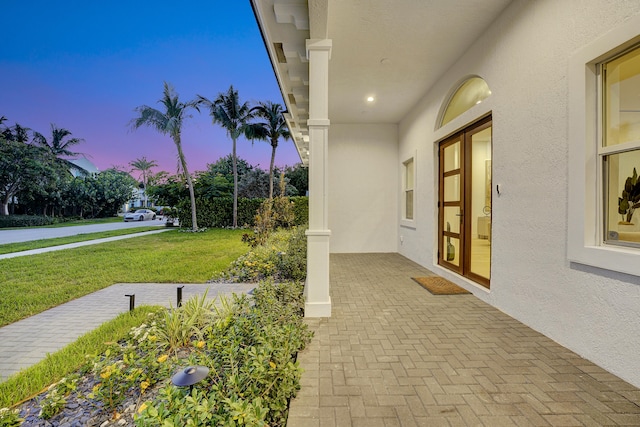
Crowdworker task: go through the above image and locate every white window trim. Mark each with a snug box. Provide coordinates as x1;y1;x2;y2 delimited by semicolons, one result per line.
401;154;416;227
568;13;640;277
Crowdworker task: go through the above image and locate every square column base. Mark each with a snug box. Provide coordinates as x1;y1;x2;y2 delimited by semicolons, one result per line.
304;229;331;317
304;296;332;318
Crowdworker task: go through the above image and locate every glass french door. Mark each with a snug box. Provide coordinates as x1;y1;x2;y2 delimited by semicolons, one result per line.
438;116;492;288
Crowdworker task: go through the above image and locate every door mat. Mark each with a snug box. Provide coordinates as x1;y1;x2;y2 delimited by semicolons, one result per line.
411;276;471;295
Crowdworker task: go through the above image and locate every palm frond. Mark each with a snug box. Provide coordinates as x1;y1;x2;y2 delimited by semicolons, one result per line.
32;124;84;157
130;105;169;134
250;101;291;144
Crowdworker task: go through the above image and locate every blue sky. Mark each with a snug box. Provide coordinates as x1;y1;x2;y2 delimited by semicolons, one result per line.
0;1;299;178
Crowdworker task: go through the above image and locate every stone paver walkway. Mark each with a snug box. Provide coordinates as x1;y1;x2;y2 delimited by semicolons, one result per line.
0;282;254;381
288;253;640;426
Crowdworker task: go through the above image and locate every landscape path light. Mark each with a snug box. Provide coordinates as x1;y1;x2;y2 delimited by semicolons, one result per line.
125;294;135;311
171;365;209;392
177;286;184;307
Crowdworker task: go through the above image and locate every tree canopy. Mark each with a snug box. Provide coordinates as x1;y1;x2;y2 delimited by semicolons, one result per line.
0;118;137;219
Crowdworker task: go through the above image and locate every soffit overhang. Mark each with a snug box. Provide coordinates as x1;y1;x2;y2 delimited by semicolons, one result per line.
251;0;513;166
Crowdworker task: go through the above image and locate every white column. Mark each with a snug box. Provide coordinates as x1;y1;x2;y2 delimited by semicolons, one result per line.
304;38;332;317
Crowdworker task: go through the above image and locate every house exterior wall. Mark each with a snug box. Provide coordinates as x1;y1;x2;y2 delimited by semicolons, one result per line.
397;0;640;387
329;123;399;253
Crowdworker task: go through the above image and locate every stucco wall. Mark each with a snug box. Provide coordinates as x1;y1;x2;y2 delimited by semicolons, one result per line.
329;123;399;253
398;0;640;387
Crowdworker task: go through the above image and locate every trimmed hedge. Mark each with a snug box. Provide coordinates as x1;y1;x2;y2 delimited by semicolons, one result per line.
0;215;59;228
290;196;308;226
177;196;308;229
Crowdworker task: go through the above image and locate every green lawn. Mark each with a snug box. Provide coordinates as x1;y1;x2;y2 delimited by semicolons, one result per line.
0;228;248;327
0;226;160;255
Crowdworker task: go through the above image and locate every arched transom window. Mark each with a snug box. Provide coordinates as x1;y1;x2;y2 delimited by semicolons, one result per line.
440;77;491;127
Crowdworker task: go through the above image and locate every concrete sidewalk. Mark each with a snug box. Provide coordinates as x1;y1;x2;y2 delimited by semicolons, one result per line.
0;282;254;381
0;220;166;245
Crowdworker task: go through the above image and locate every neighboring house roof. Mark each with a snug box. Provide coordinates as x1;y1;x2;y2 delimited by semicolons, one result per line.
251;0;511;164
68;157;100;177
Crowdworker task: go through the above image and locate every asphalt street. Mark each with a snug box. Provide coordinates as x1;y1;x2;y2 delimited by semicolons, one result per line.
0;219;166;245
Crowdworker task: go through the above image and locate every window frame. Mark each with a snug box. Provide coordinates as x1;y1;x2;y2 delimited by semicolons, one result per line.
401;155;416;226
568;14;640;276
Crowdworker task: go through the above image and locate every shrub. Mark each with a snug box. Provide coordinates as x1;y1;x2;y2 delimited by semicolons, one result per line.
175;196;308;229
274;226;307;282
222;226;307;283
289;197;308;226
245;195;295;248
136;280;311;427
241;177;298;248
0;408;23;426
0;215;59;228
38;375;78;419
176;197;262;229
155;290;215;350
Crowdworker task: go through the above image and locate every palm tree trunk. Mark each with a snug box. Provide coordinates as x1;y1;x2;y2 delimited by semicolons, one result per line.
185;172;198;231
269;140;277;199
232;137;238;228
174;136;198;231
143;175;147;208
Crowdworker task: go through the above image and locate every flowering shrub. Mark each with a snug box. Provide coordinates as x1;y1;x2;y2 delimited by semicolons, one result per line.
38;375;78;419
135;280;311;427
87;318;176;414
18;280;310;426
0;408;23;427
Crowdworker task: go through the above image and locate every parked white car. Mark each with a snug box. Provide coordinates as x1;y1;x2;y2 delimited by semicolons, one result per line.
123;209;156;222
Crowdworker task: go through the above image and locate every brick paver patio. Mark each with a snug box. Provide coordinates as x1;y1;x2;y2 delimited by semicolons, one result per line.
287;253;640;426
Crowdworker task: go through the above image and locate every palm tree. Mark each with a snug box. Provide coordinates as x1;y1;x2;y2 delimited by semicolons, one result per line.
0;117;9;143
197;85;255;228
0;120;30;143
32;124;84;157
131;82;199;231
130;156;158;207
249;101;291;199
9;123;30;143
32;124;86;173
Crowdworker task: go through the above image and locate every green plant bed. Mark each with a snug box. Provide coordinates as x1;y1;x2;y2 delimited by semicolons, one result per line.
0;306;162;408
6;281;312;427
219;225;307;283
135;282;312;426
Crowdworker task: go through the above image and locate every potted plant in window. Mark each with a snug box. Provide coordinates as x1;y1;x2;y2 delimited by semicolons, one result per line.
618;167;640;225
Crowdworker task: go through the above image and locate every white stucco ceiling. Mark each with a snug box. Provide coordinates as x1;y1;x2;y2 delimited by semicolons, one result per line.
252;0;512;163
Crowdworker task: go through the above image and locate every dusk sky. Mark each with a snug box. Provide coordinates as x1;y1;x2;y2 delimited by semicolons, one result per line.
0;1;300;180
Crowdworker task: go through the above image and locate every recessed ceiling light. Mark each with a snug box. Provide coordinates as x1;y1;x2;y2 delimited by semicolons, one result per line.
367;96;375;102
